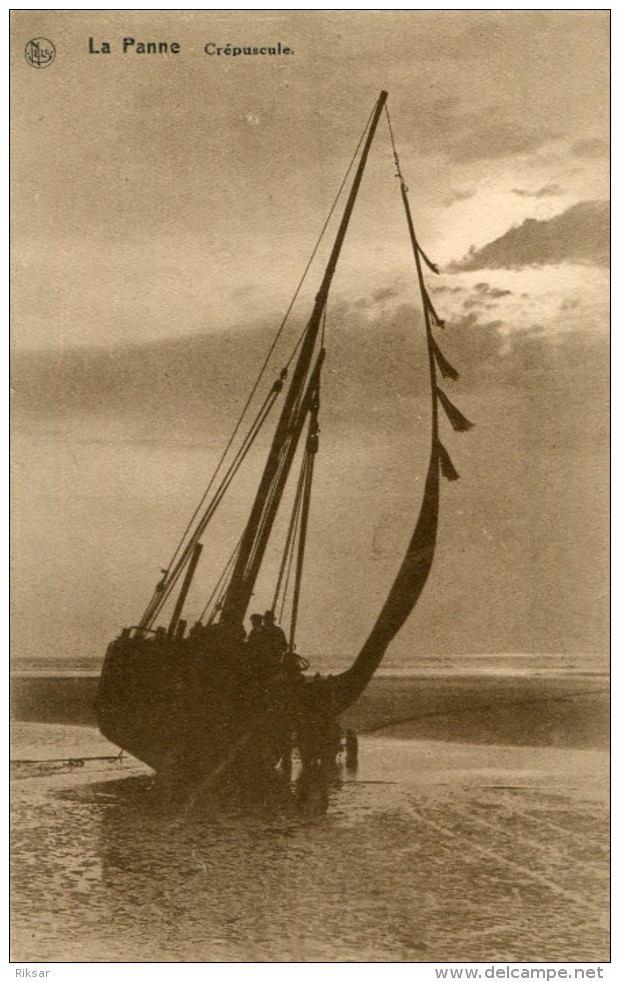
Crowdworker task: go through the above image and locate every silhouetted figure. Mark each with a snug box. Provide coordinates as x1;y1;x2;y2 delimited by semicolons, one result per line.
262;609;288;660
345;728;358;769
297;710;341;770
325;717;343;766
246;613;263;649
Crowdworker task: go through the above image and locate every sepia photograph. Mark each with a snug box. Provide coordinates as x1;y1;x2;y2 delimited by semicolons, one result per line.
10;9;610;965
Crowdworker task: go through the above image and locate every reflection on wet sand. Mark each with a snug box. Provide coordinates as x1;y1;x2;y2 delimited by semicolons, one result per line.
99;768;331;867
96;759;338;837
10;721;609;963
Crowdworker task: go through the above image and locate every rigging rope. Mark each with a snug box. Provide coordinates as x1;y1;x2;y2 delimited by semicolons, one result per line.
384;104;440;277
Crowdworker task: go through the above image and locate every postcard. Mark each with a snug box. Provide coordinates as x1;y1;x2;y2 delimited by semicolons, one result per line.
10;9;610;968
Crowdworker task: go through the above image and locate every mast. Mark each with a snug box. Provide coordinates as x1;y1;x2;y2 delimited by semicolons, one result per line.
220;90;388;626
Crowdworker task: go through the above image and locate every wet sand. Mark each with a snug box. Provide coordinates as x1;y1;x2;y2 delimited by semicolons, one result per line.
10;673;610;962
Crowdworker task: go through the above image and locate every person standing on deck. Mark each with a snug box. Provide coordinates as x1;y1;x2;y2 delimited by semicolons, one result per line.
262;609;288;660
246;613;263;649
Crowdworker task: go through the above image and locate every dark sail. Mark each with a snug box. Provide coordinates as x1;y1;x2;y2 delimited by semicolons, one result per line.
328;443;440;711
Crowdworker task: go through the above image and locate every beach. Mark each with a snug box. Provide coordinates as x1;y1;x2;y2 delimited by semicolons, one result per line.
10;671;610;963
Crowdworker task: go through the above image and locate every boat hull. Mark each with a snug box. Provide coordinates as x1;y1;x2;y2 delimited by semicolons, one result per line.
96;635;313;788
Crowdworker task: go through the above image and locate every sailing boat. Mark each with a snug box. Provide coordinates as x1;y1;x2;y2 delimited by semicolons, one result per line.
96;91;473;789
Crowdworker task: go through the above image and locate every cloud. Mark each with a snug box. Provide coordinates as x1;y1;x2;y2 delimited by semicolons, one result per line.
443;188;476;207
473;283;512;298
351;282;405;312
11;307;430;437
511;184;562;198
403;97;557;165
370;285;402;304
571;137;609;159
451;200;610;271
444;113;558;163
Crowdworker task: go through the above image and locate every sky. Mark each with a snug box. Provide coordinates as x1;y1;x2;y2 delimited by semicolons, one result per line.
11;10;609;668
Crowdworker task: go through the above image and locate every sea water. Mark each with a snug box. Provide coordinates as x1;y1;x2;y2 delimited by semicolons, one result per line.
12;650;610;678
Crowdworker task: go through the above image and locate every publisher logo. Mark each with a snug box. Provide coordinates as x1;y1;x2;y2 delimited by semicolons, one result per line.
25;38;56;69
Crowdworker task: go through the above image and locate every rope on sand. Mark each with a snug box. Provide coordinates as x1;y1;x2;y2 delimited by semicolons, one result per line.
10;750;126;766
